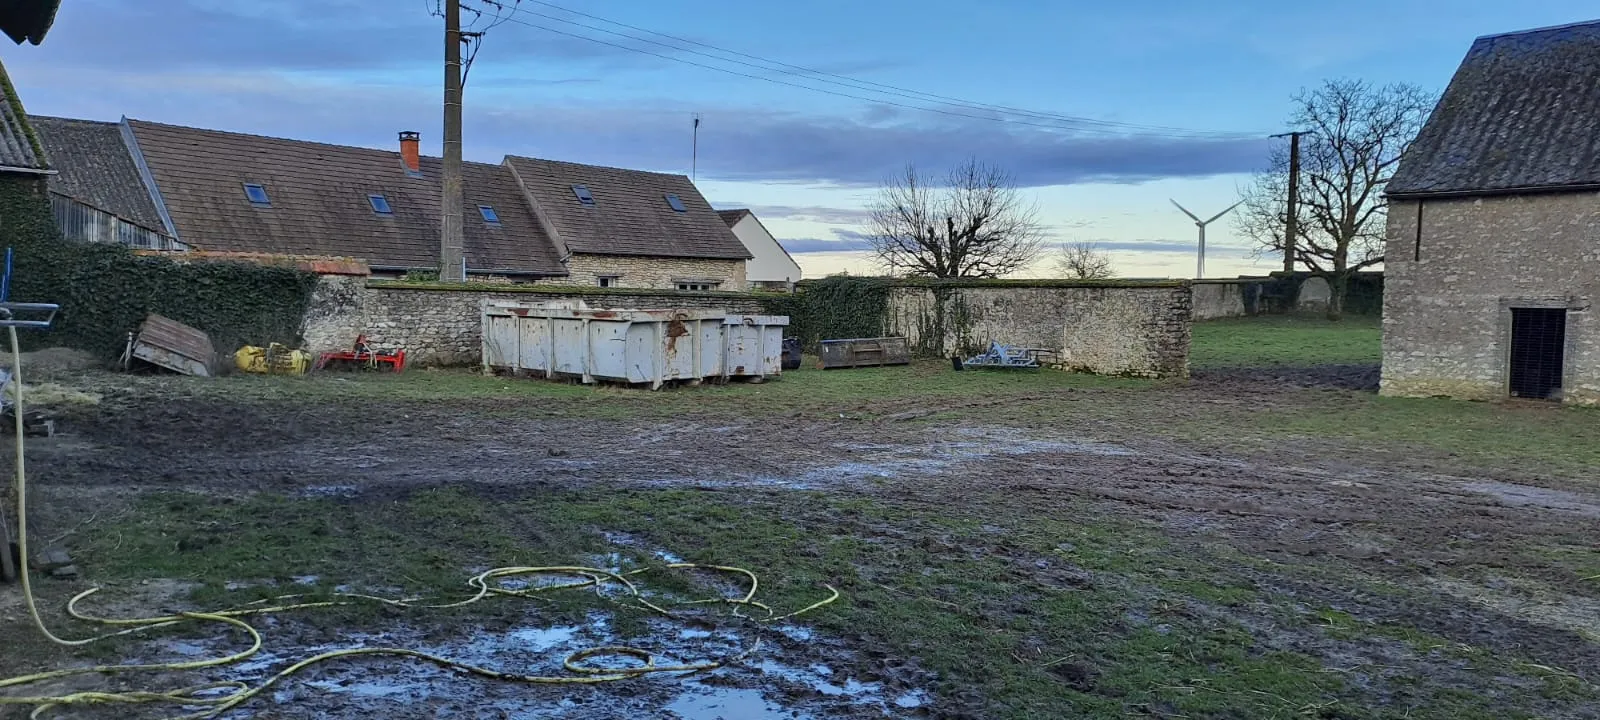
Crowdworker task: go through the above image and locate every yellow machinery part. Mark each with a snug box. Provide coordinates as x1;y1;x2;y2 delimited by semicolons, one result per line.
233;344;310;375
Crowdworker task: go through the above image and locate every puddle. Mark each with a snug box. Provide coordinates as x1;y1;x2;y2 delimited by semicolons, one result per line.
133;605;921;719
894;689;931;708
1461;481;1600;518
667;687;794;719
740;430;1140;489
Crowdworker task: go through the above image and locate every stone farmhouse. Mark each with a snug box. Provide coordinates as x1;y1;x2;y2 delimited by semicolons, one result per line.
32;116;760;291
1382;19;1600;404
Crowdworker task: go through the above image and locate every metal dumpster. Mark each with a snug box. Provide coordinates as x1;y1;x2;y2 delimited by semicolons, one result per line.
722;315;790;380
484;304;744;389
819;337;912;369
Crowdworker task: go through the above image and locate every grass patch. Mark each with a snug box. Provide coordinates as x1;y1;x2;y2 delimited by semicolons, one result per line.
1191;315;1381;368
1260;394;1600;475
59;486;1591;718
96;361;1147;420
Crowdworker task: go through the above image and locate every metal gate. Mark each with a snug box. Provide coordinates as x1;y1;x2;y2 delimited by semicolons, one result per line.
1508;307;1566;400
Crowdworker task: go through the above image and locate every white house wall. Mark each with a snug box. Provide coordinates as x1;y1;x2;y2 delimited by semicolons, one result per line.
731;215;803;285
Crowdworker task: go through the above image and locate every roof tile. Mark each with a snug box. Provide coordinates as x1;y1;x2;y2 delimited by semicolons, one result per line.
32;116;167;231
127;120;566;275
506;156;751;260
1389;20;1600;197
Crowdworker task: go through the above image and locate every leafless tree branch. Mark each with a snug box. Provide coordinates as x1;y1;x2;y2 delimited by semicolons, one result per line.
867;159;1046;278
1236;79;1435;319
1054;242;1115;280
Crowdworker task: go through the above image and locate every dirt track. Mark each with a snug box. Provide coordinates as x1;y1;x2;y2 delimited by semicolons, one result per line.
6;368;1600;719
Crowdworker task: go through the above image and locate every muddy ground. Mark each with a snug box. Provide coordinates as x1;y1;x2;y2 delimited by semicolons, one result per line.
3;365;1599;719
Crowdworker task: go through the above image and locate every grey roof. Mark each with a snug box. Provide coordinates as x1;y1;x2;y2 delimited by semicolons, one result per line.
717;208;751;227
31;117;167;232
0;59;45;171
506;156;752;260
1388;20;1600;198
126;120;567;275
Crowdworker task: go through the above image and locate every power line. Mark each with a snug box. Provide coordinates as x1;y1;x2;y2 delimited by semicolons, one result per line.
504;0;1262;138
471;0;1266;139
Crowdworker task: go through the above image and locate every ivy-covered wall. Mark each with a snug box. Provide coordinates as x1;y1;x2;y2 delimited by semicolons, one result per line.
2;176;320;357
759;277;892;352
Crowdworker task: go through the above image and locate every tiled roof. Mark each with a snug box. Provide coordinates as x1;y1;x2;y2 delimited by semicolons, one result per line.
1388;20;1600;198
717;208;751;227
506;156;751;260
31;117;167;232
126;120;566;276
0;59;46;171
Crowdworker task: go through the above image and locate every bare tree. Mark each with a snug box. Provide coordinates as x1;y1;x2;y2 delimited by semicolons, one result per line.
867;160;1045;278
1054;242;1115;280
1237;79;1435;319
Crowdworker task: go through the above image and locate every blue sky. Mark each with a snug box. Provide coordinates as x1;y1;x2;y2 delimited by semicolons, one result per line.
6;0;1596;278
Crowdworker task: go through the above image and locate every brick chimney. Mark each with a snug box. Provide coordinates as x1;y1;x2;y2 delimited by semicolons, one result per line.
399;131;421;174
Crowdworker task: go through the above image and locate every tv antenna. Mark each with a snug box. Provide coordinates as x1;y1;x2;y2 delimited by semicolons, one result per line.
1170;199;1242;278
691;114;701;182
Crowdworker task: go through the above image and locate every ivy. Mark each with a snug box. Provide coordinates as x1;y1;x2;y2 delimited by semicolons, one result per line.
2;177;319;357
759;276;893;352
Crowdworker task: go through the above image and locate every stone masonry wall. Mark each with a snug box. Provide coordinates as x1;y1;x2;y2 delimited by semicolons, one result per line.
884;282;1191;378
302;279;765;366
544;254;749;291
1191;280;1251;321
1382;191;1600;404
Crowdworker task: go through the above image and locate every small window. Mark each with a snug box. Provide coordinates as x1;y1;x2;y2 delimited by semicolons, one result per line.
368;194;392;214
572;185;595;206
478;205;500;224
243;183;270;206
677;282;718;291
597;275;619;288
664;194;687;212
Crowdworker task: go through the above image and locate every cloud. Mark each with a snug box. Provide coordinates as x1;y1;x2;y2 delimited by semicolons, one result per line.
1050;239;1257;255
781;229;876;254
725;205;877;225
11;1;1272;189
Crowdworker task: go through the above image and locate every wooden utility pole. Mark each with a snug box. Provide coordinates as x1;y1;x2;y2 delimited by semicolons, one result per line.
440;0;466;282
1272;131;1312;273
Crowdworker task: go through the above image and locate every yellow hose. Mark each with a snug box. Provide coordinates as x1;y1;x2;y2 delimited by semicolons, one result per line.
1;326;839;719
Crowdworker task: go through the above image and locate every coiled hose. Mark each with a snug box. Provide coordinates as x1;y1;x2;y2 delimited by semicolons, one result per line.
1;326;839;719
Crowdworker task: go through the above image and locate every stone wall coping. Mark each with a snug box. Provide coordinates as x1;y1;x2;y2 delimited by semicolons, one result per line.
367;280;771;299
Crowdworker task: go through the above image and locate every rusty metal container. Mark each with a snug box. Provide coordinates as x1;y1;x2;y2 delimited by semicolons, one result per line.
483;303;735;389
818;337;911;369
721;315;790;380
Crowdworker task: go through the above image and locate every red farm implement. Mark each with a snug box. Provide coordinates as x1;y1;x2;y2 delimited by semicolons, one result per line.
315;335;406;373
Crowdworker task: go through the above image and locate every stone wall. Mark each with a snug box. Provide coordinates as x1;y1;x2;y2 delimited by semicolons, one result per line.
302;279;765;365
1382;192;1600;404
1192;280;1253;320
544;254;749;291
883;282;1191;378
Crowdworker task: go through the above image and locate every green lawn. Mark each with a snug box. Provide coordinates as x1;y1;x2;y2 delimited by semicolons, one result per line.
1191;315;1382;368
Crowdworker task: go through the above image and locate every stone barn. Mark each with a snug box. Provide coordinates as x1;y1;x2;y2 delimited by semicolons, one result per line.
1381;20;1600;405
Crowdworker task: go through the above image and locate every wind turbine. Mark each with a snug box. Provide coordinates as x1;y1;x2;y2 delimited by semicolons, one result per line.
1170;199;1243;278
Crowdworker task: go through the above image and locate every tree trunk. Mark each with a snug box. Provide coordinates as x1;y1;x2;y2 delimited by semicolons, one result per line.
1326;271;1349;321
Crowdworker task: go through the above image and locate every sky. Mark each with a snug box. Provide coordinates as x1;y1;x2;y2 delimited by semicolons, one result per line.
5;0;1596;279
